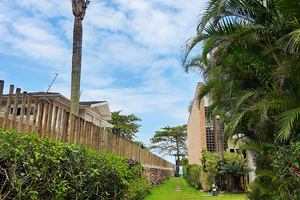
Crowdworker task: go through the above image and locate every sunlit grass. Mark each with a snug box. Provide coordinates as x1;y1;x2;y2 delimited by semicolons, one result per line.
144;177;246;200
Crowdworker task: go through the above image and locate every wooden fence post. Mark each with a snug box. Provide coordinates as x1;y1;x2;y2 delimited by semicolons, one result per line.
52;106;59;140
47;103;53;138
37;100;44;137
11;88;21;130
42;101;49;138
75;116;79;144
0;80;4;110
25;94;33;133
31;98;39;134
56;108;62;140
3;85;14;129
69;114;75;144
62;111;70;142
17;92;27;130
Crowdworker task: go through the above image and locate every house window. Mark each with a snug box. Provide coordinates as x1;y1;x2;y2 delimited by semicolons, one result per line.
10;107;34;116
86;113;93;123
95;118;100;126
205;107;215;153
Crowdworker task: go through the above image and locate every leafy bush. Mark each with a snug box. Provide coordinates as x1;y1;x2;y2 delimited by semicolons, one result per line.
201;149;249;192
0;128;151;200
182;158;202;190
126;176;151;200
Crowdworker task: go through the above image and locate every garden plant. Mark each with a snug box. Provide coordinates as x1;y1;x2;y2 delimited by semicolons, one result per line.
0;128;151;200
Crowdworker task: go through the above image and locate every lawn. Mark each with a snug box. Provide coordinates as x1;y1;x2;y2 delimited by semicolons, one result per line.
144;177;246;200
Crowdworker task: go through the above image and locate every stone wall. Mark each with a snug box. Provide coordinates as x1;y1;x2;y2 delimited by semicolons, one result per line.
142;164;174;187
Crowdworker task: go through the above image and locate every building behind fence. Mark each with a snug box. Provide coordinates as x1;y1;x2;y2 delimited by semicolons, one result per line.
0;80;174;169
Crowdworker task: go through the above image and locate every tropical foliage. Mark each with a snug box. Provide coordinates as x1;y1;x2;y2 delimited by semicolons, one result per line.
150;125;187;176
0;128;150;200
183;0;300;198
182;158;202;190
107;110;142;141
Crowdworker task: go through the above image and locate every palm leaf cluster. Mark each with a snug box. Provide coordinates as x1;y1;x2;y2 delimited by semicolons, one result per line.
183;0;300;198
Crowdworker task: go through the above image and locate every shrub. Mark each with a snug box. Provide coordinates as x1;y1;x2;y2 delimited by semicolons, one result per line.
0;128;150;200
126;176;151;200
182;158;202;190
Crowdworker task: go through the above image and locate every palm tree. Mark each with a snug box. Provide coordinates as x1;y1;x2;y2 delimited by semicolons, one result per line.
71;0;90;115
219;162;253;191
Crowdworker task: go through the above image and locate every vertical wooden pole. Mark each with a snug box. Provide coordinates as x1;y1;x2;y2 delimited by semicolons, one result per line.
31;98;39;134
11;88;21;130
77;118;82;145
62;112;70;142
52;106;59;140
88;123;92;147
25;94;33;133
74;116;79;144
3;85;14;129
37;100;45;137
42;101;49;138
56;108;62;140
47;103;53;138
60;109;66;142
0;80;4;111
81;119;86;145
18;92;27;130
69;114;75;144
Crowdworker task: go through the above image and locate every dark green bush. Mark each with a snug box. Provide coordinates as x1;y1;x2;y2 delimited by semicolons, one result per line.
0;128;151;200
126;176;151;200
182;158;202;190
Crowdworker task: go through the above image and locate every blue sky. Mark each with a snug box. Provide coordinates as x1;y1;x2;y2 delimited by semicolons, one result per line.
0;0;205;164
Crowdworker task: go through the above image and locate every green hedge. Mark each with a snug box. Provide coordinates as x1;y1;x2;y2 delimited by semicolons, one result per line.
0;128;150;200
182;158;202;190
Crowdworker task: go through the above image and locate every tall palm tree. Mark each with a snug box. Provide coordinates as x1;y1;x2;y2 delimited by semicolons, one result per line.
71;0;90;115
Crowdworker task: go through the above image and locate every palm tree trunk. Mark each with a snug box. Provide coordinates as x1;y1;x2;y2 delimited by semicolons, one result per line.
70;0;89;115
71;16;83;116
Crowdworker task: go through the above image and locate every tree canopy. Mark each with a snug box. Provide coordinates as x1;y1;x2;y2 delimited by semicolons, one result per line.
107;110;142;141
150;125;187;156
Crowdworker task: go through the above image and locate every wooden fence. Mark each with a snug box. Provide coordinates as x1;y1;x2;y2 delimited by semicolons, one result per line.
0;80;174;168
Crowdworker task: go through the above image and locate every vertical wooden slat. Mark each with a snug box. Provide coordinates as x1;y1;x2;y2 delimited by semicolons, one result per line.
18;92;27;130
0;80;4;110
75;116;79;144
3;85;14;129
25;94;33;133
56;108;62;140
11;88;21;130
60;109;67;142
47;103;53;138
69;114;75;144
42;101;49;138
81;119;86;145
92;124;96;149
31;98;39;134
88;123;93;147
86;122;90;146
62;112;70;142
52;106;59;140
37;100;45;137
78;118;83;145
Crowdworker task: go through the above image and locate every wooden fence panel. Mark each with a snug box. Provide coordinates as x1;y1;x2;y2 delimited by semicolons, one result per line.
37;100;44;137
3;85;14;129
47;104;53;138
11;88;21;130
42;102;49;138
52;106;58;140
0;80;4;109
25;94;33;133
18;92;27;130
0;80;174;169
